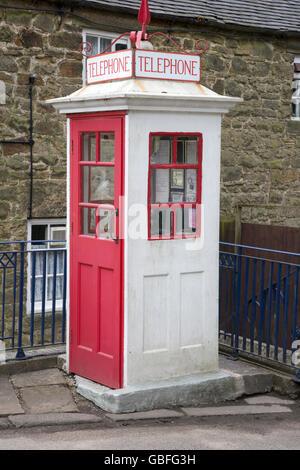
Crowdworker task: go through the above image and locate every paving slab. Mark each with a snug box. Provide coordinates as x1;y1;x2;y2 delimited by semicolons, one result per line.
244;395;296;405
0;418;10;429
106;409;184;422
183;405;292;417
20;384;78;414
8;413;102;428
0;376;24;416
11;368;66;388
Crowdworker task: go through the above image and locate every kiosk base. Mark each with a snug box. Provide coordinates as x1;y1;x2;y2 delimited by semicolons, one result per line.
75;370;244;414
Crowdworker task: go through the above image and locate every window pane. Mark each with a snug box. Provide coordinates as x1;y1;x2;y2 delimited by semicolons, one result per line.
115;43;127;51
86;35;98;56
185;169;197;202
81;207;96;236
81;133;96;161
47;276;63;301
100;37;112;53
35;278;43;302
151;168;197;203
177;136;199;164
100;133;114;162
151;208;173;238
31;225;46;246
175;207;197;236
151;136;173;164
47;252;64;274
81;166;114;204
97;207;115;240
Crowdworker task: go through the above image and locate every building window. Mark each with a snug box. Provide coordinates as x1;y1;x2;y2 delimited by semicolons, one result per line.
82;29;129;85
292;57;300;120
148;133;202;240
27;219;66;313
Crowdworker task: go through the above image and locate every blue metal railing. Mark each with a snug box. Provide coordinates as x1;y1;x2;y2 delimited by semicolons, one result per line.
219;242;300;381
0;240;67;359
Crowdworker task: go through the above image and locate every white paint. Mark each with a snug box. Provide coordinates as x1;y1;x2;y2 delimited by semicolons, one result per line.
87;50;133;84
135;50;200;82
48;77;241;387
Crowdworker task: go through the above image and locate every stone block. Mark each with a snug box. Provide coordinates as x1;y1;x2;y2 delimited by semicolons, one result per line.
19;29;43;49
20;384;77;414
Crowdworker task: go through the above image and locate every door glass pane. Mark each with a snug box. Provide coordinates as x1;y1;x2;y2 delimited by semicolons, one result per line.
86;35;98;56
81;207;96;236
177;136;199;164
81;166;114;204
97;207;115;240
151;136;173;164
100;133;114;162
81;133;96;161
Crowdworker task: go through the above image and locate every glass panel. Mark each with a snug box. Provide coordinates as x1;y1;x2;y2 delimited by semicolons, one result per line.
177;136;199;164
151;136;173;164
150;208;173;238
115;43;127;51
47;252;64;275
97;207;115;239
100;37;112;53
31;225;46;247
35;278;43;302
81;133;96;161
175;207;197;236
81;166;114;204
184;169;197;202
47;276;63;301
86;35;99;56
81;207;96;236
100;133;115;162
151;169;197;203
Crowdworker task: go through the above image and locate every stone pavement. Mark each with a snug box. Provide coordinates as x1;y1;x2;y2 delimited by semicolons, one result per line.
0;354;299;429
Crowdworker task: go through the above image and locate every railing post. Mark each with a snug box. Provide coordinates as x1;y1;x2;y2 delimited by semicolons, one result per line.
16;242;26;360
230;246;242;361
292;327;300;384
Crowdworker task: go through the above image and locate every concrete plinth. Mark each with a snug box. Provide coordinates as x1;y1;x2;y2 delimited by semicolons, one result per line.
75;370;244;414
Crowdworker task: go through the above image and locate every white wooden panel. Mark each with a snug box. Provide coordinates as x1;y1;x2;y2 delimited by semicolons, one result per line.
180;272;204;348
143;274;168;353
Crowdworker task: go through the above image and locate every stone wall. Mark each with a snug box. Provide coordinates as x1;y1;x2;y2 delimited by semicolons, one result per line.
0;0;299;244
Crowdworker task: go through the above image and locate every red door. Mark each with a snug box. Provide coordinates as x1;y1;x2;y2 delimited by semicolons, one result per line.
69;113;124;389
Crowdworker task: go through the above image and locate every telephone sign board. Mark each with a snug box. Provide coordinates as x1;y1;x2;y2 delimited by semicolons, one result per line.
135;50;200;82
86;49;201;85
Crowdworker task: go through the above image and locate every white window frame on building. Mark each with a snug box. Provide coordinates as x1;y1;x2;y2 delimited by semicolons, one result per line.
27;219;66;314
292;57;300;120
82;29;130;85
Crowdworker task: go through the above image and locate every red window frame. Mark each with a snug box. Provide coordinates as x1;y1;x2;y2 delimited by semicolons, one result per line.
148;132;203;240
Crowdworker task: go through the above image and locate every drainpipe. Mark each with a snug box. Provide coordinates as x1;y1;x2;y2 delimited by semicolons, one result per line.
28;74;35;220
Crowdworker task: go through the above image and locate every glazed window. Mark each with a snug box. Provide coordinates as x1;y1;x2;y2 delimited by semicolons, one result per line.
148;133;202;240
292;57;300;120
27;219;66;313
82;29;129;85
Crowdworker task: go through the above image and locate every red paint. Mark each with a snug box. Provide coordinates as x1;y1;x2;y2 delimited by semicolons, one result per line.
69;114;125;389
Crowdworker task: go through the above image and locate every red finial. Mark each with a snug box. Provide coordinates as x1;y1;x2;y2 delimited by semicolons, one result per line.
138;0;151;38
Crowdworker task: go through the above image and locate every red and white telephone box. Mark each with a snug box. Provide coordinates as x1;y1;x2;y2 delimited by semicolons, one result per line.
48;12;241;409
